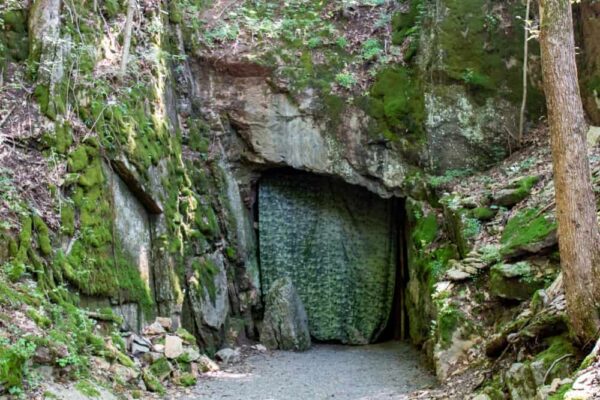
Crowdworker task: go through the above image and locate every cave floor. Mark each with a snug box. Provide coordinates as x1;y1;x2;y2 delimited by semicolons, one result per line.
181;342;436;400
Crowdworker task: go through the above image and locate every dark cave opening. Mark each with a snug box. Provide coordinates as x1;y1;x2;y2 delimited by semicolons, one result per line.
254;168;408;345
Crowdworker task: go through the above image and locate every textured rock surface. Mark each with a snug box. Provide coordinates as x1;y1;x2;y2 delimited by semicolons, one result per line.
259;172;397;344
259;277;311;351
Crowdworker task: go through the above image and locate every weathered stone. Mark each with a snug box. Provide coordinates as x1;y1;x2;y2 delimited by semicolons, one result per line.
259;172;396;344
505;363;537;400
182;346;201;362
143;321;166;336
155;317;172;331
433;329;475;381
109;363;140;383
446;268;472;282
164;335;184;359
128;334;151;356
187;251;230;331
490;262;548;301
259;277;311;351
197;354;219;372
215;348;241;364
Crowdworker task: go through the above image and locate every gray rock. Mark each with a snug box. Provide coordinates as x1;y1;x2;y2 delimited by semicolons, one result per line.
215;348;241;364
143;321;166;336
446;268;472;281
164;335;184;359
490;262;549;301
259;278;311;351
129;334;152;356
505;363;537;400
198;354;220;372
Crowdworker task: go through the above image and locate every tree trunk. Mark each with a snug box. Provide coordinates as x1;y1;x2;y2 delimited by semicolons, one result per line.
120;0;135;77
580;0;600;125
539;0;600;344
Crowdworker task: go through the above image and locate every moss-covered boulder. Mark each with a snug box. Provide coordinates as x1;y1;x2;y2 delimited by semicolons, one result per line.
501;209;557;258
490;262;549;301
259;172;397;344
259;277;311;351
492;176;539;207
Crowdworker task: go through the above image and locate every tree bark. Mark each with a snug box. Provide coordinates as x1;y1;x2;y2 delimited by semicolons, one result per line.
120;0;135;77
539;0;600;344
580;0;600;125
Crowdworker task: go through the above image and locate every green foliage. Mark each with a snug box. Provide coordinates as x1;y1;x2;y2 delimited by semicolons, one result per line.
435;302;462;348
0;338;36;391
470;207;497;221
176;372;197;387
335;72;357;89
412;213;438;248
75;381;101;398
361;39;382;61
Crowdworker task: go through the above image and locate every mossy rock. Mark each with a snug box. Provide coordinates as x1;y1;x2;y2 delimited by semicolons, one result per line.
501;208;557;257
142;370;165;394
493;176;539;207
490;262;547;301
470;206;497;221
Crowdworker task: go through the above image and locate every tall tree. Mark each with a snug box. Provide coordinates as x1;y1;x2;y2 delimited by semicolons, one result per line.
539;0;600;344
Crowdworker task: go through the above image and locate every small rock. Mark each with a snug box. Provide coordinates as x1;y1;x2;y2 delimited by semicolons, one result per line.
164;335;184;359
153;343;165;353
446;268;472;281
110;363;140;382
198;354;219;372
33;346;53;364
129;334;152;356
253;344;267;352
472;395;491;400
143;321;166;336
183;346;201;362
155;317;172;331
215;348;241;364
90;356;111;372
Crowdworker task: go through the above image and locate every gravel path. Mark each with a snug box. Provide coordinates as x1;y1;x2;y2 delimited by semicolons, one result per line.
181;342;436;400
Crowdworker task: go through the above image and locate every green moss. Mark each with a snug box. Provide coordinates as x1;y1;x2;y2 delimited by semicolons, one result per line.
366;67;425;141
1;10;29;62
547;382;572;400
60;203;75;236
102;0;122;18
175;328;196;344
195;204;220;239
191;258;218;302
176;372;197;387
68;146;90;172
0;338;36;390
75;380;100;398
411;213;438;247
149;357;172;380
52;122;74;154
142;370;165;394
501;208;557;255
33;215;52;256
470;206;497;221
15;215;32;264
437;303;462;348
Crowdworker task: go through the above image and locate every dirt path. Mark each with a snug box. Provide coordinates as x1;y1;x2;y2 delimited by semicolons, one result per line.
179;342;436;400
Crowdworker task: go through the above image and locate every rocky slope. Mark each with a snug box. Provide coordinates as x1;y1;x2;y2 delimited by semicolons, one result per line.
1;0;600;399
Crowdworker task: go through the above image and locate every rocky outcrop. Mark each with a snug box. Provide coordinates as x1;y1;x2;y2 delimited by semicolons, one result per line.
259;278;311;351
259;172;397;344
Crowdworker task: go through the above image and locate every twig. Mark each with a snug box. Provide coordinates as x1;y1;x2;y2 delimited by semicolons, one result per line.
534;201;555;218
543;354;573;384
0;105;16;128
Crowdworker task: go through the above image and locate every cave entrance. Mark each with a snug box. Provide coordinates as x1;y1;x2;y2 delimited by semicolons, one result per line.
256;169;407;345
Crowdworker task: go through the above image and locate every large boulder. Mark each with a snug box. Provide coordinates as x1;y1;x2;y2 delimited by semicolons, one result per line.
490;262;548;301
259;277;311;351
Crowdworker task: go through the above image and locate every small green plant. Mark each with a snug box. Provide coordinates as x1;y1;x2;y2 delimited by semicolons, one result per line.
307;37;322;48
336;36;348;48
361;39;383;61
335;72;357;89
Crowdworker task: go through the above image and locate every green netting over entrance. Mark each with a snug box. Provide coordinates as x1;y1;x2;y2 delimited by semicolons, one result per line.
259;171;397;344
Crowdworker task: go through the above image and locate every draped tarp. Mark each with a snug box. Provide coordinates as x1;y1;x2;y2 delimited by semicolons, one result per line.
259;171;397;344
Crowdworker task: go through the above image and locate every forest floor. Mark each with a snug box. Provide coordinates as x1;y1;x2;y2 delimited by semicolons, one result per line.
172;342;436;400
